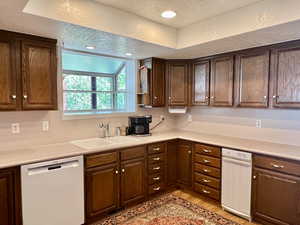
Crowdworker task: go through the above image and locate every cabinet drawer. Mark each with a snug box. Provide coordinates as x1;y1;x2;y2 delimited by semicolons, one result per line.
194;183;220;201
194;163;220;178
194;172;220;189
148;173;164;185
148;153;165;164
194;154;221;168
86;152;117;168
194;144;221;158
254;155;300;177
120;146;145;161
148;182;165;195
148;163;164;174
148;143;165;154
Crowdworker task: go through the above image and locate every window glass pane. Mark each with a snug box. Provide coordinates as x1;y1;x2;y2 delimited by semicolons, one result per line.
96;93;112;110
62;51;125;74
64;92;92;111
96;77;113;91
63;74;91;91
117;68;126;91
116;93;126;110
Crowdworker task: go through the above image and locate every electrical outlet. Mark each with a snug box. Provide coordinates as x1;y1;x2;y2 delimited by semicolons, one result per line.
11;123;20;134
160;115;165;121
42;121;49;131
187;114;193;122
256;120;262;128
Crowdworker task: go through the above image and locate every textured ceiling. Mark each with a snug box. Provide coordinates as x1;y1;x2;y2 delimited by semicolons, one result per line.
94;0;263;28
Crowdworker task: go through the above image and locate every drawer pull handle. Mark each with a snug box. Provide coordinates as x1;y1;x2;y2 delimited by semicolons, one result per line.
153;157;160;161
153;177;160;181
203;149;212;153
115;170;119;174
202;189;210;194
153;187;161;191
271;163;284;169
11;95;17;100
202;179;211;183
121;168;125;173
153;147;160;151
203;169;211;173
153;166;161;170
203;159;211;164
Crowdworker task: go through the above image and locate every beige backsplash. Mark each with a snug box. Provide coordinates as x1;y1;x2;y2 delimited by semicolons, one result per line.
1;105;300;151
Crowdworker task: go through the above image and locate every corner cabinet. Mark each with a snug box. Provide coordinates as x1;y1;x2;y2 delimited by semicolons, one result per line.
167;61;189;106
0;30;57;111
0;167;21;225
235;50;270;108
191;60;210;106
139;58;165;107
271;45;300;108
210;55;234;107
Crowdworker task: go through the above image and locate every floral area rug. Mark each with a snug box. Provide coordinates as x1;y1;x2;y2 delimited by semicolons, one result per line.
93;194;241;225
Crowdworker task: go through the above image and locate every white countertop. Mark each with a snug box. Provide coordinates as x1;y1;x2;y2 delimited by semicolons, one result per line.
1;130;300;169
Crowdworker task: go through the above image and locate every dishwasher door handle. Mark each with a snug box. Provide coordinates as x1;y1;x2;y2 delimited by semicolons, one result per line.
27;160;80;176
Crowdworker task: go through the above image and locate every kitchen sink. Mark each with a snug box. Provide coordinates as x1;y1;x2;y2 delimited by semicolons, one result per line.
70;136;141;150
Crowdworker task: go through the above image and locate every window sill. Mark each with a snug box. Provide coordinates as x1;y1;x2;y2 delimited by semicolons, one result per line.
62;111;137;120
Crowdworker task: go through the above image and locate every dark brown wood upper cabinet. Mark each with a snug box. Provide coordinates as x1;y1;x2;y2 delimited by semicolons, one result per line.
176;141;192;187
271;46;300;108
252;168;300;225
210;56;234;107
85;164;119;221
0;167;21;225
0;30;57;111
191;60;210;106
120;159;146;207
0;34;18;110
21;39;57;110
235;50;270;108
167;61;189;106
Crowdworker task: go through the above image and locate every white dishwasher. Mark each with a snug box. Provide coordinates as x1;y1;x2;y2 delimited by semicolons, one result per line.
221;148;252;221
21;156;84;225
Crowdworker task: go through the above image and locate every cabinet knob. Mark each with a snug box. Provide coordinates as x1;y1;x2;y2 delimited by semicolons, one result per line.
168;97;171;100
253;175;256;180
154;96;158;99
115;170;119;174
272;95;278;99
23;95;28;99
121;168;125;173
263;96;267;99
11;95;17;100
188;150;192;154
205;96;209;99
211;96;215;99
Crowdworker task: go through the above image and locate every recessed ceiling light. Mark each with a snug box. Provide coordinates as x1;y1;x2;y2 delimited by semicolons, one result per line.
85;45;96;50
161;10;176;19
125;53;132;56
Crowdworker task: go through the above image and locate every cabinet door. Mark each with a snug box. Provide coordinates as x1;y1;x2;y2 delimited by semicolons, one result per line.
271;46;300;108
152;59;165;107
0;167;21;225
0;34;18;110
85;164;119;220
21;40;57;110
210;56;234;106
235;50;270;108
121;159;146;206
252;168;300;225
191;60;210;106
167;140;177;186
177;141;192;186
168;62;188;106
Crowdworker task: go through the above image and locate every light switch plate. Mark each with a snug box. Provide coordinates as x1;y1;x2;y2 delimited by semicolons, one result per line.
11;123;20;134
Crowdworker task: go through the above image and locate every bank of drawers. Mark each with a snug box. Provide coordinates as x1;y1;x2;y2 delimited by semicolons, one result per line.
194;143;221;201
147;142;166;195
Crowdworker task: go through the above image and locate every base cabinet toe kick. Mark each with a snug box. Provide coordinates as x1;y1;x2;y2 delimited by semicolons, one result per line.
1;139;300;225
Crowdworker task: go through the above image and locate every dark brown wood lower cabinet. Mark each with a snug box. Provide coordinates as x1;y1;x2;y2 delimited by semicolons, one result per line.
166;140;177;186
120;159;146;206
176;141;192;187
252;168;300;225
85;164;119;222
0;167;21;225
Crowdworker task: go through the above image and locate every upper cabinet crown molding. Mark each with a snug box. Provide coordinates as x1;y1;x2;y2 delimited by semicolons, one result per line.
0;30;57;111
210;55;234;107
235;50;270;108
271;45;300;108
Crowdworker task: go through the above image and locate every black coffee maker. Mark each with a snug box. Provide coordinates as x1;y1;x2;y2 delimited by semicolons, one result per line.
128;115;152;136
